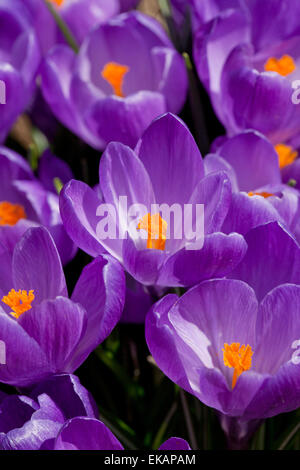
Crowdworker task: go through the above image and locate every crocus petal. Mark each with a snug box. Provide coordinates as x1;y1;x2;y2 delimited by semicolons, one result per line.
30;374;98;420
157;232;247;287
12;226;67;304
86;91;166;149
122;237;166;285
60;180;106;258
136;113;204;205
204;153;239;192
228;222;300;301
19;297;87;374
0;311;49;387
216;131;281;191
1;395;64;450
68;255;125;370
222;192;283;236
187;171;232;235
100;141;156;232
54;417;124;450
0;63;25;142
40;45;101;149
159;437;191;450
243;284;300;419
152;46;188;113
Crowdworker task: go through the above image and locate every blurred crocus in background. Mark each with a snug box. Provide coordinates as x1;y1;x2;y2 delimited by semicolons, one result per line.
0;0;40;142
40;11;188;149
194;0;300;149
0;146;76;264
205;130;300;239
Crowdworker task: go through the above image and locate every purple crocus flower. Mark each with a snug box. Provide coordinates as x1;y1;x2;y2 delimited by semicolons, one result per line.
0;374;98;450
53;416;190;450
0;146;76;265
0;0;41;143
40;12;188;149
0;225;125;387
204;130;300;239
60;113;247;287
25;0;121;54
146;277;300;421
193;0;300;147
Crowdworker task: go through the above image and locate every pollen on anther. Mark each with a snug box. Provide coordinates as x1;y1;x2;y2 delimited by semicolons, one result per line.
2;289;35;319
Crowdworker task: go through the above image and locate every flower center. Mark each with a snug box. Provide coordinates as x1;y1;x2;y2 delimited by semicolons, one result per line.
223;342;253;389
0;201;26;226
48;0;64;7
248;191;273;198
275;143;298;169
264;54;296;76
2;289;35;319
101;62;129;97
137;213;167;251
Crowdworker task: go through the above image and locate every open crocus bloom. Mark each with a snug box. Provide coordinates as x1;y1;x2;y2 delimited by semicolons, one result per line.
40;11;188;149
204;131;300;238
60;113;247;287
0;0;40;142
54;416;190;450
0;374;98;450
193;0;300;146
146;278;300;419
0;226;125;387
0;146;76;264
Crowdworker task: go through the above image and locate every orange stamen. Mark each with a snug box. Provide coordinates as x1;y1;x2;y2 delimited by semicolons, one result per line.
264;54;296;76
248;191;274;198
101;62;129;97
2;289;35;319
48;0;64;7
275;143;298;169
248;191;273;198
137;213;167;251
0;201;26;226
223;342;253;389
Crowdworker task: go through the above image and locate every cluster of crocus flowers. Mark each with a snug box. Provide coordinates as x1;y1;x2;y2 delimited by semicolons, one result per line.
193;0;300;147
2;0;300;452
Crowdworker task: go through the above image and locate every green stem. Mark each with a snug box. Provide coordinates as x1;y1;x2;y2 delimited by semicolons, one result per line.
44;1;79;53
180;389;198;450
